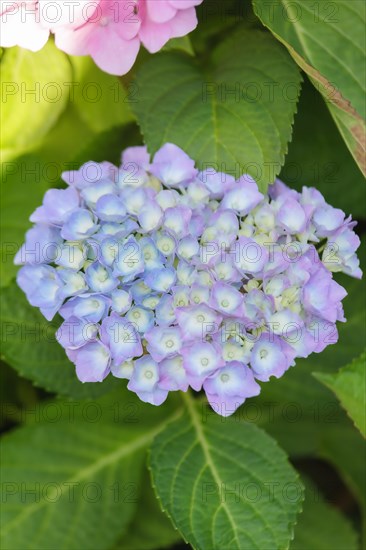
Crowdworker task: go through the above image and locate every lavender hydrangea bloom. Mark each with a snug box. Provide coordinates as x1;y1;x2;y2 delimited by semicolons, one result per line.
15;145;362;416
14;225;63;266
220;175;263;214
181;341;225;391
71;341;111;383
56;316;98;350
61;208;99;240
30;187;80;226
159;355;189;391
100;313;143;364
127;356;168;405
250;333;296;382
16;265;64;321
203;361;261;417
59;294;110;323
150;143;197;187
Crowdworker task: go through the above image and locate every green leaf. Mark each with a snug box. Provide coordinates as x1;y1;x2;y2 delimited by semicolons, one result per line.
113;470;181;550
291;476;358;550
0;282;121;399
1;42;71;156
253;0;366;176
281;78;365;218
0;394;179;550
69;56;135;133
150;393;303;550
314;351;366;438
133;27;302;191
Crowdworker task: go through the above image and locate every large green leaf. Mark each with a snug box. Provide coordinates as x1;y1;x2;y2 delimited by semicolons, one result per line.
291;476;358;550
133;27;302;190
253;0;366;176
0;393;180;550
150;393;303;550
0;282;121;399
281;79;366;219
314;351;366;438
1;42;71;156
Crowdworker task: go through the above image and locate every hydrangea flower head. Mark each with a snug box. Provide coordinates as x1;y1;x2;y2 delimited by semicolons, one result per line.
0;0;204;75
16;143;362;416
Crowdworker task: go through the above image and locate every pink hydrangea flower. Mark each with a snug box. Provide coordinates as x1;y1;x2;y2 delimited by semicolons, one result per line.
0;1;49;51
0;0;204;74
